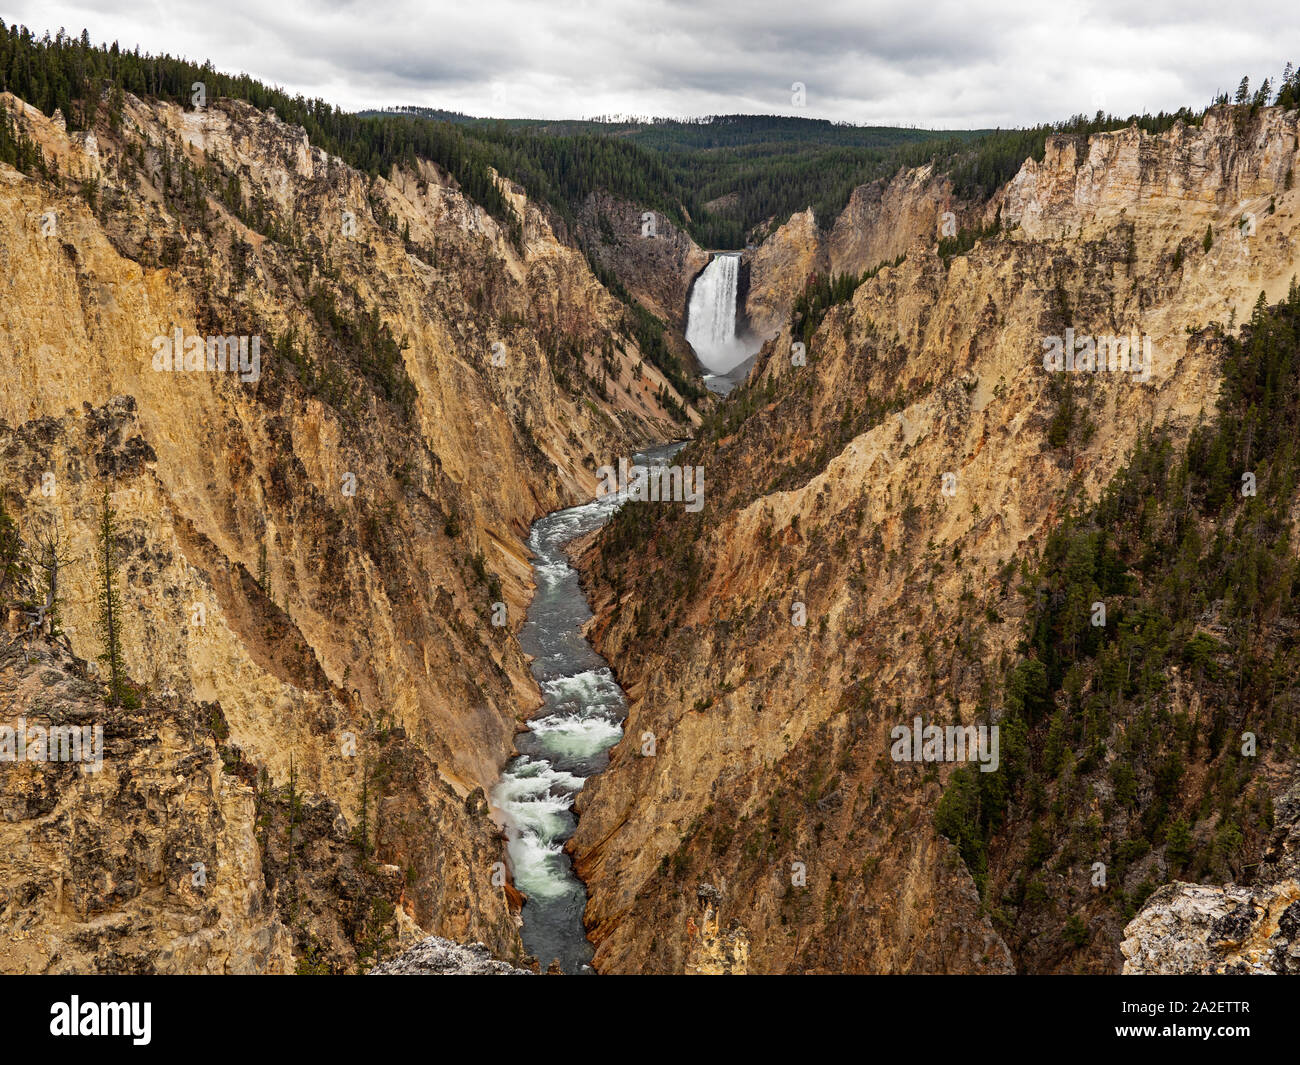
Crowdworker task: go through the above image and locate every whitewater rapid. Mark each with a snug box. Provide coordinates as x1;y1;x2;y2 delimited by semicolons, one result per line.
491;443;682;973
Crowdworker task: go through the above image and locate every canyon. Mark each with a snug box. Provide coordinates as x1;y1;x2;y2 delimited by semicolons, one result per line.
2;62;1299;979
0;87;699;973
571;107;1300;974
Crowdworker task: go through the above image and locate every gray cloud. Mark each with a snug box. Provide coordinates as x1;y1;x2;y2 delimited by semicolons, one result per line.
4;0;1297;127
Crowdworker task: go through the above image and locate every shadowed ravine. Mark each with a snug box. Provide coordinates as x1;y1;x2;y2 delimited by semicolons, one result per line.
491;443;684;973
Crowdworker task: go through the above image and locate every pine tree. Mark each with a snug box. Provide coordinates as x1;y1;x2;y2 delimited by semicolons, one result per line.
355;762;373;858
95;484;131;706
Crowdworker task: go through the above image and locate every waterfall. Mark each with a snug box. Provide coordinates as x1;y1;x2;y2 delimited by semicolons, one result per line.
685;253;755;374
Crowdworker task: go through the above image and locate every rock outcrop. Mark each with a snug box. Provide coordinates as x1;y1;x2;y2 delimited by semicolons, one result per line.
742;165;978;345
1121;779;1300;975
0;636;294;973
575;190;710;332
742;207;824;343
684;884;750;974
368;936;533;975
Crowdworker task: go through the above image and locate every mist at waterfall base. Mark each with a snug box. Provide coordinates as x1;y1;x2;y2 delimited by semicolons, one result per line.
686;253;762;391
491;444;684;973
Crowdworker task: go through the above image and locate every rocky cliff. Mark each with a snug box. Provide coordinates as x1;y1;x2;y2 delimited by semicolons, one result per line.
742;165;980;343
574;190;710;333
1122;778;1300;975
572;107;1300;973
0;88;700;972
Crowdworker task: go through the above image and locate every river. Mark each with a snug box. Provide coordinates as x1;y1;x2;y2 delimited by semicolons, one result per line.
491;443;684;973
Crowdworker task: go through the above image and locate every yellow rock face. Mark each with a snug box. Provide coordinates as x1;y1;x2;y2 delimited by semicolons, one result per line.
0;90;698;972
572;108;1300;974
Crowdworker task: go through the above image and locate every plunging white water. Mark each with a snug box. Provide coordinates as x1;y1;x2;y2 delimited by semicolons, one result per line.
685;252;757;374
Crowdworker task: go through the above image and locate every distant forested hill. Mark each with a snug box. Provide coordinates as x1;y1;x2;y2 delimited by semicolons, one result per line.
362;105;1211;247
363;107;991;245
2;22;1239;252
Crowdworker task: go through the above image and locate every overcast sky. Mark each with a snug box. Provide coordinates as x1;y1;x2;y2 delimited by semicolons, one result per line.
3;0;1297;128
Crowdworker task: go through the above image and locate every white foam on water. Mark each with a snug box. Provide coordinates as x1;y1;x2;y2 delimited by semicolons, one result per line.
527;713;623;758
493;756;586;898
535;558;571;586
506;797;572;842
541;667;620;707
490;445;688;963
495;756;585;797
506;831;570;899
